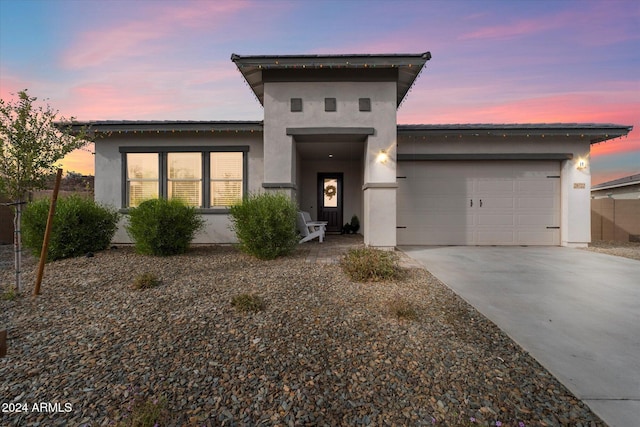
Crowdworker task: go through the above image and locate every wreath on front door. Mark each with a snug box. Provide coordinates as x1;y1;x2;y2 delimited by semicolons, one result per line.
324;184;337;200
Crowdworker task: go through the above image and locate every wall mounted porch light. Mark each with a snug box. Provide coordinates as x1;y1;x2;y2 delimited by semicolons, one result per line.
376;149;389;164
577;158;587;170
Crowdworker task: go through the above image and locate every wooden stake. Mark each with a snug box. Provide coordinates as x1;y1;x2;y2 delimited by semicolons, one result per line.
0;329;6;358
34;168;63;296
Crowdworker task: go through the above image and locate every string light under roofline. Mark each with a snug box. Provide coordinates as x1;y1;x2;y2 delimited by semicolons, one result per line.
94;128;260;136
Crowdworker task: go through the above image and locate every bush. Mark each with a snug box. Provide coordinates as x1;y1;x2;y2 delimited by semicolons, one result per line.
131;273;160;290
126;198;204;256
22;195;119;261
231;293;265;313
229;192;299;260
340;247;404;282
388;296;418;321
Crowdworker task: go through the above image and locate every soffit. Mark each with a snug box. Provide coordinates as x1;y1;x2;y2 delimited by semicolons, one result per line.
231;52;431;108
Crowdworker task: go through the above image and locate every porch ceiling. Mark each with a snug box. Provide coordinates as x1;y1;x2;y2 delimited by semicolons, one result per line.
296;140;363;161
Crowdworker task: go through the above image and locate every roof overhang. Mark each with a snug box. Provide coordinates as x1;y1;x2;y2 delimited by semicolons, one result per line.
67;120;263;135
398;123;633;144
231;52;431;107
591;174;640;191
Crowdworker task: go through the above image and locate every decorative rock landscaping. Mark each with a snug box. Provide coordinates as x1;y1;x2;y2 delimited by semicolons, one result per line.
1;245;606;426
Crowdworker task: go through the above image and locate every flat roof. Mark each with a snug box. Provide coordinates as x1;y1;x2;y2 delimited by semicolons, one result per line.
592;173;640;191
69;121;632;146
231;52;432;107
68;120;263;134
398;123;633;144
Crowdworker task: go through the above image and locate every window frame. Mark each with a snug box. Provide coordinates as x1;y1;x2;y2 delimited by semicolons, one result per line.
120;145;249;213
125;152;161;208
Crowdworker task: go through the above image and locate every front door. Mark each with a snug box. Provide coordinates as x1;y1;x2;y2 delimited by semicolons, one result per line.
317;173;343;233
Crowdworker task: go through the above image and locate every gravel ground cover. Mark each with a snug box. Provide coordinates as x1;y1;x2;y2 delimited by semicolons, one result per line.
583;240;640;261
1;245;605;426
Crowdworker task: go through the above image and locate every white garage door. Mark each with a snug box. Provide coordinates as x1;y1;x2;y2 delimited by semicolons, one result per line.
397;161;560;245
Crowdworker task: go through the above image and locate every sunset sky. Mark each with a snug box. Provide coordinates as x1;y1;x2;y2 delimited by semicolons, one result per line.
1;0;638;185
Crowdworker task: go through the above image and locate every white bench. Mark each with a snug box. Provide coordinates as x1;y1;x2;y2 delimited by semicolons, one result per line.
297;211;327;243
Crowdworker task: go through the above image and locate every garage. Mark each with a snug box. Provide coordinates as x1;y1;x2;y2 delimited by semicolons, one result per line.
397;160;561;245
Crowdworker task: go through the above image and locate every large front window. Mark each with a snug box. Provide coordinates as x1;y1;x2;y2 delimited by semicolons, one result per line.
123;147;247;209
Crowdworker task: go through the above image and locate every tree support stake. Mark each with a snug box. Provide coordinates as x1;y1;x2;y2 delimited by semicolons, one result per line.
34;168;63;296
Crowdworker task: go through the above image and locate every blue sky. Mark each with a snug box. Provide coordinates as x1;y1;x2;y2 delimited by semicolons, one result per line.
1;0;638;184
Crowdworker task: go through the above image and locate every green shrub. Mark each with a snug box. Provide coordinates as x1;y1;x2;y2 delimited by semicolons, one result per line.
231;293;265;313
22;195;119;261
388;296;418;321
126;198;204;256
340;247;404;282
229;192;299;260
116;392;170;427
1;287;18;301
131;273;160;290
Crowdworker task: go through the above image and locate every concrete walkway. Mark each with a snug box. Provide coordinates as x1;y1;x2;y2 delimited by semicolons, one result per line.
400;246;640;427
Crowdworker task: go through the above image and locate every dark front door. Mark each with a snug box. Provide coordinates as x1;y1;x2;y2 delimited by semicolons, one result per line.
317;173;343;233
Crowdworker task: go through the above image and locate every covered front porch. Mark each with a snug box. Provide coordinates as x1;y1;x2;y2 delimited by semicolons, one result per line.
293;130;366;236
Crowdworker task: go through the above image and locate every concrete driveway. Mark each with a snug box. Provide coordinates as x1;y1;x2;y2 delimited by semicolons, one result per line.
400;246;640;427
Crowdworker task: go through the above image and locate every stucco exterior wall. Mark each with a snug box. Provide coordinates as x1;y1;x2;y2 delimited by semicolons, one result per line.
263;80;398;247
94;132;263;244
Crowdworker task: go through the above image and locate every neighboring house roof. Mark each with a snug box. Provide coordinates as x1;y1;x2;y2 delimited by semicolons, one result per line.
230;52;432;107
397;123;633;144
591;173;640;191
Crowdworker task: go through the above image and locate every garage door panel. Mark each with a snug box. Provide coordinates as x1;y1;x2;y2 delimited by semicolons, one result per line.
400;213;473;227
517;196;557;209
518;180;557;193
517;231;558;245
477;230;515;245
476;180;515;193
518;214;557;226
398;195;466;211
479;197;514;209
397;161;560;246
478;213;514;226
398;227;472;245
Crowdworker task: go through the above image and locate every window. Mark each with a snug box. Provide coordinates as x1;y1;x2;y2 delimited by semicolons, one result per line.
290;98;302;112
210;152;243;207
359;98;371;112
126;153;159;207
323;178;338;208
123;147;248;210
168;153;202;207
324;97;336;112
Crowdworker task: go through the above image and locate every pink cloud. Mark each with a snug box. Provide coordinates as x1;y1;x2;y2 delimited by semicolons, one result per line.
61;1;251;69
459;17;552;41
399;88;638;162
59;58;254;121
458;3;640;47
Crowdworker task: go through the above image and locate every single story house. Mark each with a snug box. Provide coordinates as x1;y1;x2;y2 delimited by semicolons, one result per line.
591;173;640;199
77;52;632;248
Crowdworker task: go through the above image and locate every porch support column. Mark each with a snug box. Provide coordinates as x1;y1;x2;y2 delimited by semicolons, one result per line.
262;131;297;200
363;183;397;249
363;128;397;250
561;143;591;247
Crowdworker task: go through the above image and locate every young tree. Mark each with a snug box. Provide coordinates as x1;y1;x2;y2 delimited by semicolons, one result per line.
0;89;89;293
